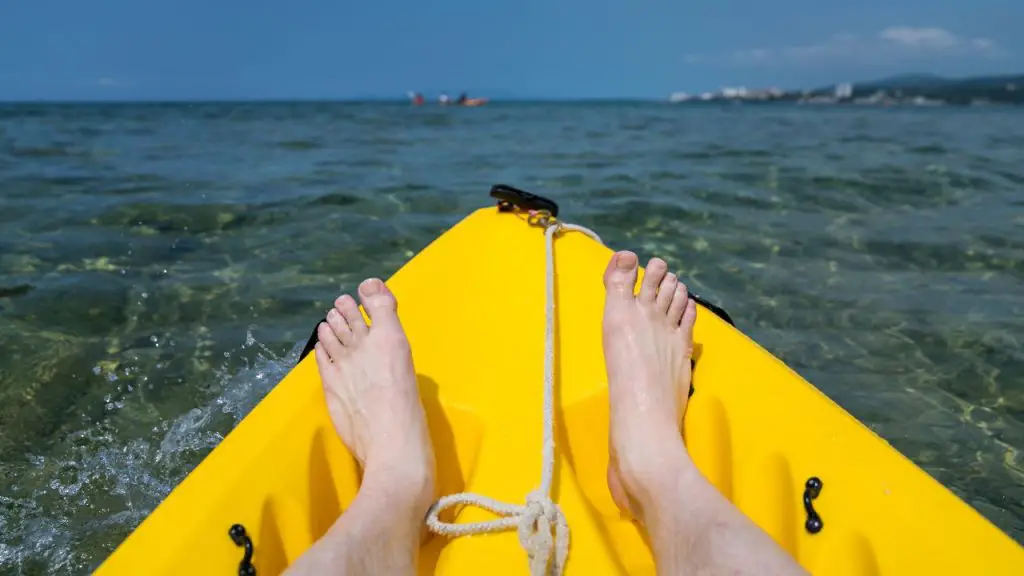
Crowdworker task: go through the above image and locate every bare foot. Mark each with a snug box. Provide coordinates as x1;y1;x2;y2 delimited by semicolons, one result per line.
602;252;697;519
287;279;433;574
314;278;435;511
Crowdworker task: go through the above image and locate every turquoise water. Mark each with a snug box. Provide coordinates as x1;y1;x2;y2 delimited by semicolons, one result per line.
0;102;1022;572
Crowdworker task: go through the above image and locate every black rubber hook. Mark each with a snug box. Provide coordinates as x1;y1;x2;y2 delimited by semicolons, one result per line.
490;183;560;217
803;477;823;534
229;523;256;576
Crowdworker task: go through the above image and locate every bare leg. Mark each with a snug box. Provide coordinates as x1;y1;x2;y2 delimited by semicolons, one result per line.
603;253;806;576
287;278;435;576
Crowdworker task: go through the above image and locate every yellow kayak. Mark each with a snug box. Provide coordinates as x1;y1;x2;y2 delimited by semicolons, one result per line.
97;186;1023;575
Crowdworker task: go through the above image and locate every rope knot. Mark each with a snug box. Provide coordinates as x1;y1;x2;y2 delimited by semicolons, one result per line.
518;490;569;576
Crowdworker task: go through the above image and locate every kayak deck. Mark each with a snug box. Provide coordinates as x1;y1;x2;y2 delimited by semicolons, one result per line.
97;206;1024;575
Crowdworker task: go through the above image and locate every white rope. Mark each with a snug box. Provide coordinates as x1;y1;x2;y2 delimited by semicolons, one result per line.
424;220;603;576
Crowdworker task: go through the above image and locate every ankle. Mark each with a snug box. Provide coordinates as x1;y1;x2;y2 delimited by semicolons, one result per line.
615;437;696;520
362;456;436;519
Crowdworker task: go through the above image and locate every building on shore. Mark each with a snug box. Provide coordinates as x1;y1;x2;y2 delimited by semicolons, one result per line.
835;83;853;100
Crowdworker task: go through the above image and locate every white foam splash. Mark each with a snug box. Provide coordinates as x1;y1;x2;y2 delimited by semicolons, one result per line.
0;330;304;574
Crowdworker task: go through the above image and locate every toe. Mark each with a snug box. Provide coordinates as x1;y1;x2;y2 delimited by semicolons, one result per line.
639;258;668;303
317;321;344;360
358;278;399;326
680;295;698;331
314;341;332;366
335;294;367;338
655;272;678;313
667;282;689;325
326;307;354;346
603;251;639;299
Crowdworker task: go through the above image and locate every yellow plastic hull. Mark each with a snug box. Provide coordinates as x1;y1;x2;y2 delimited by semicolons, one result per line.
97;206;1023;575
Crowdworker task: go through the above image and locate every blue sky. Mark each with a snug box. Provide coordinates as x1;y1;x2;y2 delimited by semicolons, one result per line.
0;0;1018;100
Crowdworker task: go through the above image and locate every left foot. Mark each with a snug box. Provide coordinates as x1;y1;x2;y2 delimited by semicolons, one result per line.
314;278;435;511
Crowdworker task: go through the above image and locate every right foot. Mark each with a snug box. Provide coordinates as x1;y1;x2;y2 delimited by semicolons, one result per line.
314;278;435;512
602;252;698;518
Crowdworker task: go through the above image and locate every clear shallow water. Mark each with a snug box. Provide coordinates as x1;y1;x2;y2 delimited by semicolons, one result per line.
0;102;1022;572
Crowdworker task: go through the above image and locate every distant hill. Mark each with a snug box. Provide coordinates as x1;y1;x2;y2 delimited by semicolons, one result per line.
672;71;1024;106
805;73;1024;105
859;73;949;88
855;73;1024;91
812;73;1024;93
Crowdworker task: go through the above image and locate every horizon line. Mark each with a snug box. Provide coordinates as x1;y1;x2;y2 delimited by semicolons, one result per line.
0;96;673;105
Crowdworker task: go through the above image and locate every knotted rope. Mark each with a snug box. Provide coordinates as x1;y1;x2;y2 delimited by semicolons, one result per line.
424;219;603;576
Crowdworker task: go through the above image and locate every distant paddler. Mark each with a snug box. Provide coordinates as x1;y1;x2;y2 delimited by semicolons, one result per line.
456;91;489;107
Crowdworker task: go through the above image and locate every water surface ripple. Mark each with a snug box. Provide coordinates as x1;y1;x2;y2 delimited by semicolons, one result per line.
1;102;1022;572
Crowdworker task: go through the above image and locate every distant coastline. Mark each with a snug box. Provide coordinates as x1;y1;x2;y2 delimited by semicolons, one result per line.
668;73;1024;107
3;73;1023;104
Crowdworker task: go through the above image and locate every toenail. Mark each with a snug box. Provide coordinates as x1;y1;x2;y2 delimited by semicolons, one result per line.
615;252;637;270
359;278;384;295
327;309;337;320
